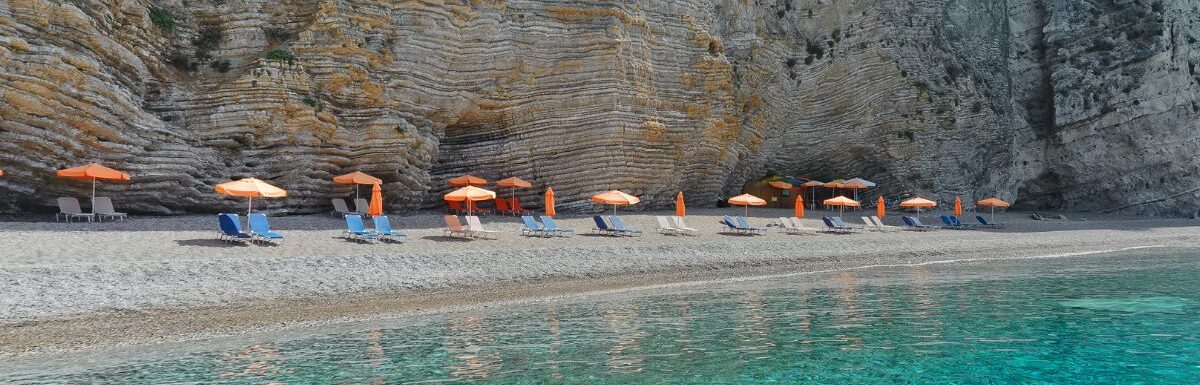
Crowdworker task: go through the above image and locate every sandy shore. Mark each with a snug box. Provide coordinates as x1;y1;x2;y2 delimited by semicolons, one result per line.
0;208;1197;357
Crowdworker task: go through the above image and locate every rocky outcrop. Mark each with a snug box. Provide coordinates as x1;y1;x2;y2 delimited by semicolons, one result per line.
0;0;1196;215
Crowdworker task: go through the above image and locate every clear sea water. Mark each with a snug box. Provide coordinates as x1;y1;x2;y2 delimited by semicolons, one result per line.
5;247;1199;384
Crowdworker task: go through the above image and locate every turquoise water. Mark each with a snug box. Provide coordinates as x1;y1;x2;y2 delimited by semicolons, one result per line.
5;248;1200;384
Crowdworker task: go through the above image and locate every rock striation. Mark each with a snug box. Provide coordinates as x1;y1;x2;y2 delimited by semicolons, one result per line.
0;0;1196;215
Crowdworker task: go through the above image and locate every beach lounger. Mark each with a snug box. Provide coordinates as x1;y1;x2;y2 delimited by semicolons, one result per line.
540;216;574;237
592;216;616;236
778;217;808;235
372;215;407;242
512;198;527;215
608;215;643;237
976;215;1005;229
940;215;969;230
93;197;127;222
521;215;551;237
465;215;500;239
821;216;854;234
355;198;370;216
721;215;746;235
736;216;767;235
248;213;285;244
56;197;95;223
869;216;901;232
218;213;254;243
443;215;473;238
344;214;380;242
656;216;680;235
902;216;937;231
671;216;700;236
788;217;820;235
949;215;976;229
832;217;863;233
331;198;360;217
495;198;513;215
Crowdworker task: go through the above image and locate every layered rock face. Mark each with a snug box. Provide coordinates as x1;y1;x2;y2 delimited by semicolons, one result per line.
0;0;1196;215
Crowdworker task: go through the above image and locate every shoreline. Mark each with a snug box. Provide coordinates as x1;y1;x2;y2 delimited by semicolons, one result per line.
0;208;1198;357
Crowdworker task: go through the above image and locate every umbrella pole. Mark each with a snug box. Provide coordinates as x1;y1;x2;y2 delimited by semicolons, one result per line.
744;205;748;218
247;196;253;228
91;178;97;215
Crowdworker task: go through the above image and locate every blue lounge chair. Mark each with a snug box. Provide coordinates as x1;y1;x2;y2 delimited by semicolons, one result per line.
344;214;379;241
247;213;284;243
592;215;616;236
735;216;767;235
218;213;254;243
721;216;744;234
949;215;975;229
821;216;852;234
939;215;965;230
541;216;574;237
372;215;407;242
608;215;642;236
832;216;863;233
904;216;937;231
976;215;1004;229
521;215;550;237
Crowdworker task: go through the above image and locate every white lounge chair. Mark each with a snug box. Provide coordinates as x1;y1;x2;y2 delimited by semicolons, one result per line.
465;215;500;239
671;216;699;236
870;216;901;232
779;217;814;235
655;216;680;235
56;197;95;223
93;197;127;222
442;215;472;238
789;217;820;234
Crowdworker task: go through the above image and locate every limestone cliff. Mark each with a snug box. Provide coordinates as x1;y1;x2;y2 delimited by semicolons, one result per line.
0;0;1196;215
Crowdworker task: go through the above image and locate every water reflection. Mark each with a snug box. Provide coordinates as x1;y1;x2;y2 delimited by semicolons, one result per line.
735;290;774;358
218;343;288;380
443;316;501;380
602;300;645;373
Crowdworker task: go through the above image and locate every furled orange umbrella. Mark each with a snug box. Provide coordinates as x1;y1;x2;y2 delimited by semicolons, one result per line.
57;163;132;214
877;196;886;218
591;190;640;215
794;195;805;218
545;187;556;217
728;193;767;217
976;197;1011;221
802;180;825;210
954;196;962;216
675;192;686;217
448;174;488;187
496;177;533;214
368;183;383;217
444;186;496;216
333;171;382;201
823;195;860;217
215;178;287;225
900;197;937;218
0;168;4;176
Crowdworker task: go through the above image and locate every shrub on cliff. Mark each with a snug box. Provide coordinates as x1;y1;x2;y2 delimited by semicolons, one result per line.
267;49;295;64
148;7;175;32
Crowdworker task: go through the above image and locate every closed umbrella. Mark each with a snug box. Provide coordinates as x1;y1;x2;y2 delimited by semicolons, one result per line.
976;197;1011;221
877;196;886;218
57;163;131;214
675;192;686;217
954;196;962;217
443;186;496;216
727;193;767;217
795;195;805;218
332;171;382;201
823;195;860;217
591;190;640;215
368;183;383;217
545;188;556;217
900;197;937;219
215;177;287;227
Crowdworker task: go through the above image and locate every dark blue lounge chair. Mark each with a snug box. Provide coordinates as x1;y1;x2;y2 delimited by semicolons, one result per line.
218;213;254;243
373;215;407;242
721;216;744;234
976;215;1004;229
832;216;863;232
592;215;616;236
248;213;284;243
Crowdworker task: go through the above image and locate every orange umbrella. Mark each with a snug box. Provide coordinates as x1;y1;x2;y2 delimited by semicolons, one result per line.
675;192;686;217
842;180;870;201
333;171;382;201
545;188;556;217
448;174;488;187
823;195;860;216
802;180;825;210
0;168;4;176
57;163;131;214
768;181;793;190
591;190;640;215
794;195;805;218
954;196;962;216
727;193;767;217
215;178;287;223
368;183;383;217
877;196;886;218
900;197;937;218
496;177;533;214
444;186;496;215
976;197;1011;221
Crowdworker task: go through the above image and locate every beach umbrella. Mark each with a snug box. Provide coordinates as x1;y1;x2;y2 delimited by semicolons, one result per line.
215;178;287;226
768;181;793;190
823;195;860;217
877;196;886;218
845;177;877;187
448;174;488;187
0;168;4;176
368;183;383;217
802;180;825;210
954;196;963;217
842;180;870;202
57;163;131;214
332;171;382;201
444;186;496;216
496;177;533;213
591;190;640;215
675;192;686;217
899;197;937;219
727;193;767;217
794;195;805;218
976;197;1011;221
545;188;556;217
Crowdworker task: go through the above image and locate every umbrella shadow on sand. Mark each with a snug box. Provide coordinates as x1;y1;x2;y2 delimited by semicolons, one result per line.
420;235;476;242
175;239;250;247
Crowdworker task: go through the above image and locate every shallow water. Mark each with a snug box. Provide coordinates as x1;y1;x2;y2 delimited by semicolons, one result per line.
5;248;1200;384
